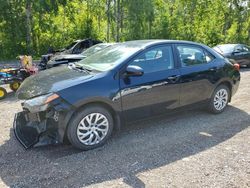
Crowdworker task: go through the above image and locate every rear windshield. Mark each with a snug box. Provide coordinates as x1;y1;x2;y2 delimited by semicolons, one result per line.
81;44;110;57
214;44;236;54
65;42;77;50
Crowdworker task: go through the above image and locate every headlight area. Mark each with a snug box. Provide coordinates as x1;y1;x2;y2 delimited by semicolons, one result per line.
14;93;73;149
22;93;59;113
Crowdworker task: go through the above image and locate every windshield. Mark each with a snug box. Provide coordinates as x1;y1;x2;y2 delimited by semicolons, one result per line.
76;43;141;71
214;44;236;54
81;43;111;57
65;41;77;50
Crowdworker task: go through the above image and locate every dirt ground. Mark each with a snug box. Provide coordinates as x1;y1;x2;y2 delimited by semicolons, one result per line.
0;69;249;188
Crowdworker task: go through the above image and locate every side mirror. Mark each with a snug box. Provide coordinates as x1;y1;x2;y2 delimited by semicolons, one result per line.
125;65;144;77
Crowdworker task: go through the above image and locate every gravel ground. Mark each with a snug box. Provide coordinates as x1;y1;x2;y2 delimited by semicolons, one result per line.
0;69;249;188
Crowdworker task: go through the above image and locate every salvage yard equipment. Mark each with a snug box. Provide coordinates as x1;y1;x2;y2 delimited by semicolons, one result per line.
0;56;38;100
0;86;7;100
0;69;22;99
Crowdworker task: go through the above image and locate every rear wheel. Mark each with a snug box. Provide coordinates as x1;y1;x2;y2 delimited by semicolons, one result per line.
208;85;230;114
67;105;114;150
0;87;7;100
10;81;21;92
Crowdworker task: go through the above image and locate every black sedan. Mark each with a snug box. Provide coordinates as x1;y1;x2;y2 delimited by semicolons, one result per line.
14;40;240;150
213;44;250;67
46;43;114;69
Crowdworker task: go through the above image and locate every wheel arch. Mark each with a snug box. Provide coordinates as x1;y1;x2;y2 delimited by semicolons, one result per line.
216;80;233;102
63;100;121;143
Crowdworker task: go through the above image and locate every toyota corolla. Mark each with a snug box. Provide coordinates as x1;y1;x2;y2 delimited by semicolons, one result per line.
14;40;240;150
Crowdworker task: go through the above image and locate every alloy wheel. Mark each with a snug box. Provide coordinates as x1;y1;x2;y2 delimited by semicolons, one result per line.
77;113;109;145
213;88;228;111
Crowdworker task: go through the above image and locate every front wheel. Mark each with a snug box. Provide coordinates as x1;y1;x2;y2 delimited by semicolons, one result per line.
208;85;230;114
67;105;114;150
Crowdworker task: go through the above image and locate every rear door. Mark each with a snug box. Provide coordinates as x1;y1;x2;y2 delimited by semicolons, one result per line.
175;44;219;106
119;44;181;121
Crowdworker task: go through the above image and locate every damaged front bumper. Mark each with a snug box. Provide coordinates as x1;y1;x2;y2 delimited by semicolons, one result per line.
13;98;74;149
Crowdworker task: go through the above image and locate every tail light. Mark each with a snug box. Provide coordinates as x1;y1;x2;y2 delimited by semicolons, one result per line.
233;63;240;71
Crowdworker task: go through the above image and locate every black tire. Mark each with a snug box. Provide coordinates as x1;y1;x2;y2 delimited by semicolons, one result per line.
208;85;230;114
67;105;114;150
0;87;7;100
10;81;21;92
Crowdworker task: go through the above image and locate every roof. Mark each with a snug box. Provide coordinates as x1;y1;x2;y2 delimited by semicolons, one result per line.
120;40;205;49
216;44;240;47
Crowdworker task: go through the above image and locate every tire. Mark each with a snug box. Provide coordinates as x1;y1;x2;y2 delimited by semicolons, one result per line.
10;81;21;92
67;105;114;150
208;85;230;114
0;87;7;100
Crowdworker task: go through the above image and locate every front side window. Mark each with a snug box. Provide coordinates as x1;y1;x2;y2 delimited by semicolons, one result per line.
177;45;214;67
130;46;174;73
234;45;243;52
73;42;88;54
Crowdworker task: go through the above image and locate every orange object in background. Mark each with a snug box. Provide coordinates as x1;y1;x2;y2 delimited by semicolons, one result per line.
0;68;17;73
233;63;240;71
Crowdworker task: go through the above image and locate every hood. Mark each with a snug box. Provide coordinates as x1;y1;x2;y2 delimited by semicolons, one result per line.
16;65;93;100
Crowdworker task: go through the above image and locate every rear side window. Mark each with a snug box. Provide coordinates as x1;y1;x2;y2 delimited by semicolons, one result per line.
204;50;215;63
177;45;214;67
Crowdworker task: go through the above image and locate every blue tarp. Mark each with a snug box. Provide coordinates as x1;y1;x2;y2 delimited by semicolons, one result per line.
0;72;12;78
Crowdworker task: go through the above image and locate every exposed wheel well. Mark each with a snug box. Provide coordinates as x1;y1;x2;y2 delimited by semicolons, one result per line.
78;101;117;117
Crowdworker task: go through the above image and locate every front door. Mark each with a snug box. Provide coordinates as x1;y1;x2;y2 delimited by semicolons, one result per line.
119;45;181;121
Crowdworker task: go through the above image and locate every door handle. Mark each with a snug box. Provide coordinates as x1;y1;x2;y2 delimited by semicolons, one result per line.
167;75;180;81
209;67;218;71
